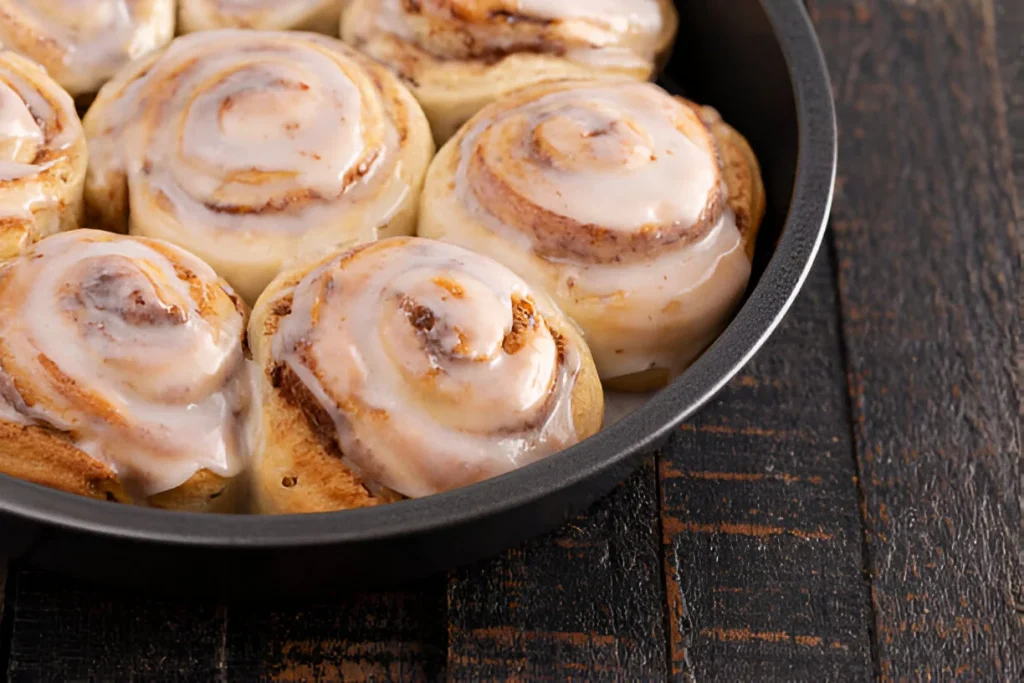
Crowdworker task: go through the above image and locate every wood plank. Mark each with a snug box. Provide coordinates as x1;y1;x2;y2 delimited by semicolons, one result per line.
5;568;228;682
445;459;668;680
225;580;447;682
660;255;875;681
993;0;1023;197
810;0;1023;679
5;570;447;682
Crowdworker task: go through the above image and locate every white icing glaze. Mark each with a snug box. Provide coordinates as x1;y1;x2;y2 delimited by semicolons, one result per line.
0;53;84;248
269;237;582;498
0;0;174;96
0;80;42;163
85;30;421;304
348;0;666;64
0;230;252;496
424;80;753;380
458;83;718;231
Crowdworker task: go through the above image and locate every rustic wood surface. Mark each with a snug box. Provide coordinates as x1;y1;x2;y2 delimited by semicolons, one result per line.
811;1;1021;680
0;0;1020;680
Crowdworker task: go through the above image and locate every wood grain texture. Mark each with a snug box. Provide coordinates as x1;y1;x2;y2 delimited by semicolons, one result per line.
5;568;228;682
225;580;447;682
810;0;1023;679
993;0;1023;199
660;255;874;681
3;569;447;682
445;460;668;681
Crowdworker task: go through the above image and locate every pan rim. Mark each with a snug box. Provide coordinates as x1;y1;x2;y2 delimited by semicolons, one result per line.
0;0;837;550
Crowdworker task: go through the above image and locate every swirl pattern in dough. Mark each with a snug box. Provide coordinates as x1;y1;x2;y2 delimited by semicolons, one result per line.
0;52;87;260
83;29;434;304
0;0;175;97
340;0;678;142
419;79;766;390
249;236;603;513
0;230;253;510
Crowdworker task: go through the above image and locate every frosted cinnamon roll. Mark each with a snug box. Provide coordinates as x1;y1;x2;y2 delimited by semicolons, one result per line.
179;0;342;34
0;52;87;260
0;0;174;97
83;30;434;305
340;0;678;142
249;236;603;514
0;230;253;511
419;80;766;391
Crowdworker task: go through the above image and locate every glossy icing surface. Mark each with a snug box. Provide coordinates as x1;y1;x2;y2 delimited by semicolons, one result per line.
0;52;85;254
0;230;252;496
422;80;753;380
0;0;174;95
457;82;719;237
267;237;583;498
84;29;427;303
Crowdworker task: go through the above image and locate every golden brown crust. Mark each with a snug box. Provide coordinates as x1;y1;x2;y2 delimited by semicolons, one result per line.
567;326;604;439
0;420;130;502
0;420;238;511
249;253;385;514
147;468;240;513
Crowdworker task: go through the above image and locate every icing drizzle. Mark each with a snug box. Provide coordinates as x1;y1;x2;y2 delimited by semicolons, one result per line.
0;230;252;496
0;0;174;95
430;80;753;379
0;52;85;254
84;30;419;302
268;236;583;498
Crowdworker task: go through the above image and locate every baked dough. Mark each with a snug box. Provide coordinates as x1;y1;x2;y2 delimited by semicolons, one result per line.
248;236;603;513
419;79;766;390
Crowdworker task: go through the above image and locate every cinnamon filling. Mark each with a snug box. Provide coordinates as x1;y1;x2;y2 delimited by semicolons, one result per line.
269;360;345;462
501;295;539;355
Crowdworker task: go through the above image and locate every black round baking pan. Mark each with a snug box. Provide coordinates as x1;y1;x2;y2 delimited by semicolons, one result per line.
0;0;836;600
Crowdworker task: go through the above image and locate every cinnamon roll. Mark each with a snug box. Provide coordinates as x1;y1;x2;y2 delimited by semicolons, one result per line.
83;30;434;305
0;52;87;260
249;236;603;514
0;0;175;97
419;80;766;391
340;0;678;142
179;0;341;34
0;230;253;511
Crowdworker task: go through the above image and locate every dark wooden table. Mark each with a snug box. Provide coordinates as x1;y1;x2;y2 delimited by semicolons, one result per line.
1;1;1020;680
